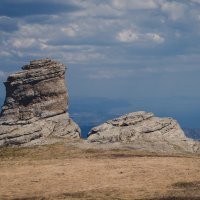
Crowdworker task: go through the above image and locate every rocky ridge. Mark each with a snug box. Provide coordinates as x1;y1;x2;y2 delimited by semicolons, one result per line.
0;59;199;154
0;59;80;147
88;111;200;154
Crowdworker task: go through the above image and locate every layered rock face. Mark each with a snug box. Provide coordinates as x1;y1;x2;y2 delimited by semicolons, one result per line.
88;112;200;154
0;59;80;147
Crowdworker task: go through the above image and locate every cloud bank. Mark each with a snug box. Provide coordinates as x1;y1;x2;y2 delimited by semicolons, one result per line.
0;0;200;128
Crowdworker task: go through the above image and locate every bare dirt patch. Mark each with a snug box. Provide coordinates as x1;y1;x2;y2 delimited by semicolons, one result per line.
0;143;200;200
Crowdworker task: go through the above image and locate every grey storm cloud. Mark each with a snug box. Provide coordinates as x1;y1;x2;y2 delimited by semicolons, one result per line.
0;17;18;32
0;0;200;129
0;0;81;17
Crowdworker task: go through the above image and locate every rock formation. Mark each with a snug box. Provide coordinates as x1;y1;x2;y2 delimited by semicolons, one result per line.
88;111;200;154
0;59;80;147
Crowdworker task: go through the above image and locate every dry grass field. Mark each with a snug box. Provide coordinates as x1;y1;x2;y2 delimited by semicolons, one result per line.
0;142;200;200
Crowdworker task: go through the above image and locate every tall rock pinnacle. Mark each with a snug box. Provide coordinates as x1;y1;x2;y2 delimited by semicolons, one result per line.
0;59;80;147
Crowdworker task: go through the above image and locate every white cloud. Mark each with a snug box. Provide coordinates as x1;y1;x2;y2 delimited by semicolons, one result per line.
3;23;50;50
0;0;197;68
116;29;165;44
112;0;158;10
0;70;8;80
190;0;200;3
87;68;136;79
63;51;104;63
116;30;139;42
87;67;161;80
0;71;6;77
70;1;122;18
160;1;186;20
12;38;37;49
86;64;198;80
0;51;11;57
146;33;165;43
18;24;55;39
61;24;79;37
0;16;11;21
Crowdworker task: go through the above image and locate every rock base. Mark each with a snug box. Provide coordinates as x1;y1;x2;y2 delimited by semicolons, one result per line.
0;113;80;147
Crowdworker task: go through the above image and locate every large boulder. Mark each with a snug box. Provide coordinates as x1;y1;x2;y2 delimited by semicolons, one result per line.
0;59;80;147
88;111;200;154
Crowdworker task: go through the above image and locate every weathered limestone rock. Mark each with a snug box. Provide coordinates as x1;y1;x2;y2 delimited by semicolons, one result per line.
88;111;200;154
0;59;80;147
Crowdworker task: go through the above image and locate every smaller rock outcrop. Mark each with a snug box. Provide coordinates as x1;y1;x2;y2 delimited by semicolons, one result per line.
88;111;200;154
0;59;80;147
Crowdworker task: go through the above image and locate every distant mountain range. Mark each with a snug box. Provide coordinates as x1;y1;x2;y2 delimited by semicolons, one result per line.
183;128;200;140
69;97;200;140
0;97;3;110
68;97;131;138
0;96;199;140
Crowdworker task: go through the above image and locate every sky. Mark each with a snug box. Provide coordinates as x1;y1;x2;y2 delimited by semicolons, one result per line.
0;0;200;130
